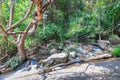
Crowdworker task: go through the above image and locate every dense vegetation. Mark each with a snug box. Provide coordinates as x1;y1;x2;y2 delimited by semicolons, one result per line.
0;0;120;63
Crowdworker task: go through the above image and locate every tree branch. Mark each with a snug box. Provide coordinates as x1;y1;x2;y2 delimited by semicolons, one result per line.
6;1;34;32
7;32;25;35
0;25;15;44
8;0;18;41
0;25;7;36
8;0;14;28
41;0;54;13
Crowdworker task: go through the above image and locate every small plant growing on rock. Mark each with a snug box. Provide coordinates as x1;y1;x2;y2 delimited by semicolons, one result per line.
5;55;22;70
112;46;120;57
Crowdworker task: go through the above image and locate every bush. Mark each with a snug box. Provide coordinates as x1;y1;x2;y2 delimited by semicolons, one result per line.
5;55;22;70
109;35;119;39
112;46;120;57
36;23;65;42
0;38;17;58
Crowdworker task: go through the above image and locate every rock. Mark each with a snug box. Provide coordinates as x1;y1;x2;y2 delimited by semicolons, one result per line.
97;40;110;50
88;52;96;58
23;67;31;71
27;49;50;60
35;65;40;69
106;47;114;52
69;52;76;59
95;50;103;55
109;38;120;44
3;56;118;80
82;45;93;52
44;58;119;80
41;53;68;67
25;61;30;67
0;67;11;74
81;51;89;59
50;48;58;54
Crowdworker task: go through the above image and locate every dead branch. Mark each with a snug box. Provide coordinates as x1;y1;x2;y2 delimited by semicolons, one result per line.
7;32;25;35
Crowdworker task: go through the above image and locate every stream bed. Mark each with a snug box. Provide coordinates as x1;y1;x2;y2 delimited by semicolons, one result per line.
0;43;111;80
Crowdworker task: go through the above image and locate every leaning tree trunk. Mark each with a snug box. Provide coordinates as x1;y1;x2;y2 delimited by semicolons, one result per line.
17;43;26;60
0;0;54;60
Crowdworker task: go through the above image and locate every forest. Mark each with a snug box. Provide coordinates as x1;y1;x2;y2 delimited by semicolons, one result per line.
0;0;120;80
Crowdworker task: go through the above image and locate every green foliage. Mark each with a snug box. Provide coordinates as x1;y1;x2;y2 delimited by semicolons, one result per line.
1;0;120;53
0;1;32;49
36;23;65;42
109;35;119;39
0;38;17;58
25;36;35;48
5;55;22;70
112;46;120;57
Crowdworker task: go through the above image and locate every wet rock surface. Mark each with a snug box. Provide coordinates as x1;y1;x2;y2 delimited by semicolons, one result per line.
3;58;120;80
0;41;116;80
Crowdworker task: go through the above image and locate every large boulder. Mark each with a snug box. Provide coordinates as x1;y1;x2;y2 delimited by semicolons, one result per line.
40;53;68;67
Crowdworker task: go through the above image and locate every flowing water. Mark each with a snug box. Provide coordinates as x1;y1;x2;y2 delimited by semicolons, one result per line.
0;59;39;80
0;44;106;80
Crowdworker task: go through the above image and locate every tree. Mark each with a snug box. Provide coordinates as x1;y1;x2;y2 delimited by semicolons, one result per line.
0;0;53;60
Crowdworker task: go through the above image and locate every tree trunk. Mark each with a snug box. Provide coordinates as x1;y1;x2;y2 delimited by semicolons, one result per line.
17;43;26;60
17;34;26;60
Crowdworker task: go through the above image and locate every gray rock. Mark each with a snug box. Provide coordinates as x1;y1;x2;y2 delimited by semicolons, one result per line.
69;51;76;59
109;38;120;44
41;53;68;67
50;48;58;54
95;50;103;55
2;58;120;80
22;66;31;71
97;40;111;50
25;61;30;67
45;58;120;80
82;45;93;52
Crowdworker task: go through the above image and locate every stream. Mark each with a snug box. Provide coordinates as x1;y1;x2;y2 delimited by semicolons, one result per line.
0;59;39;80
0;44;110;80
